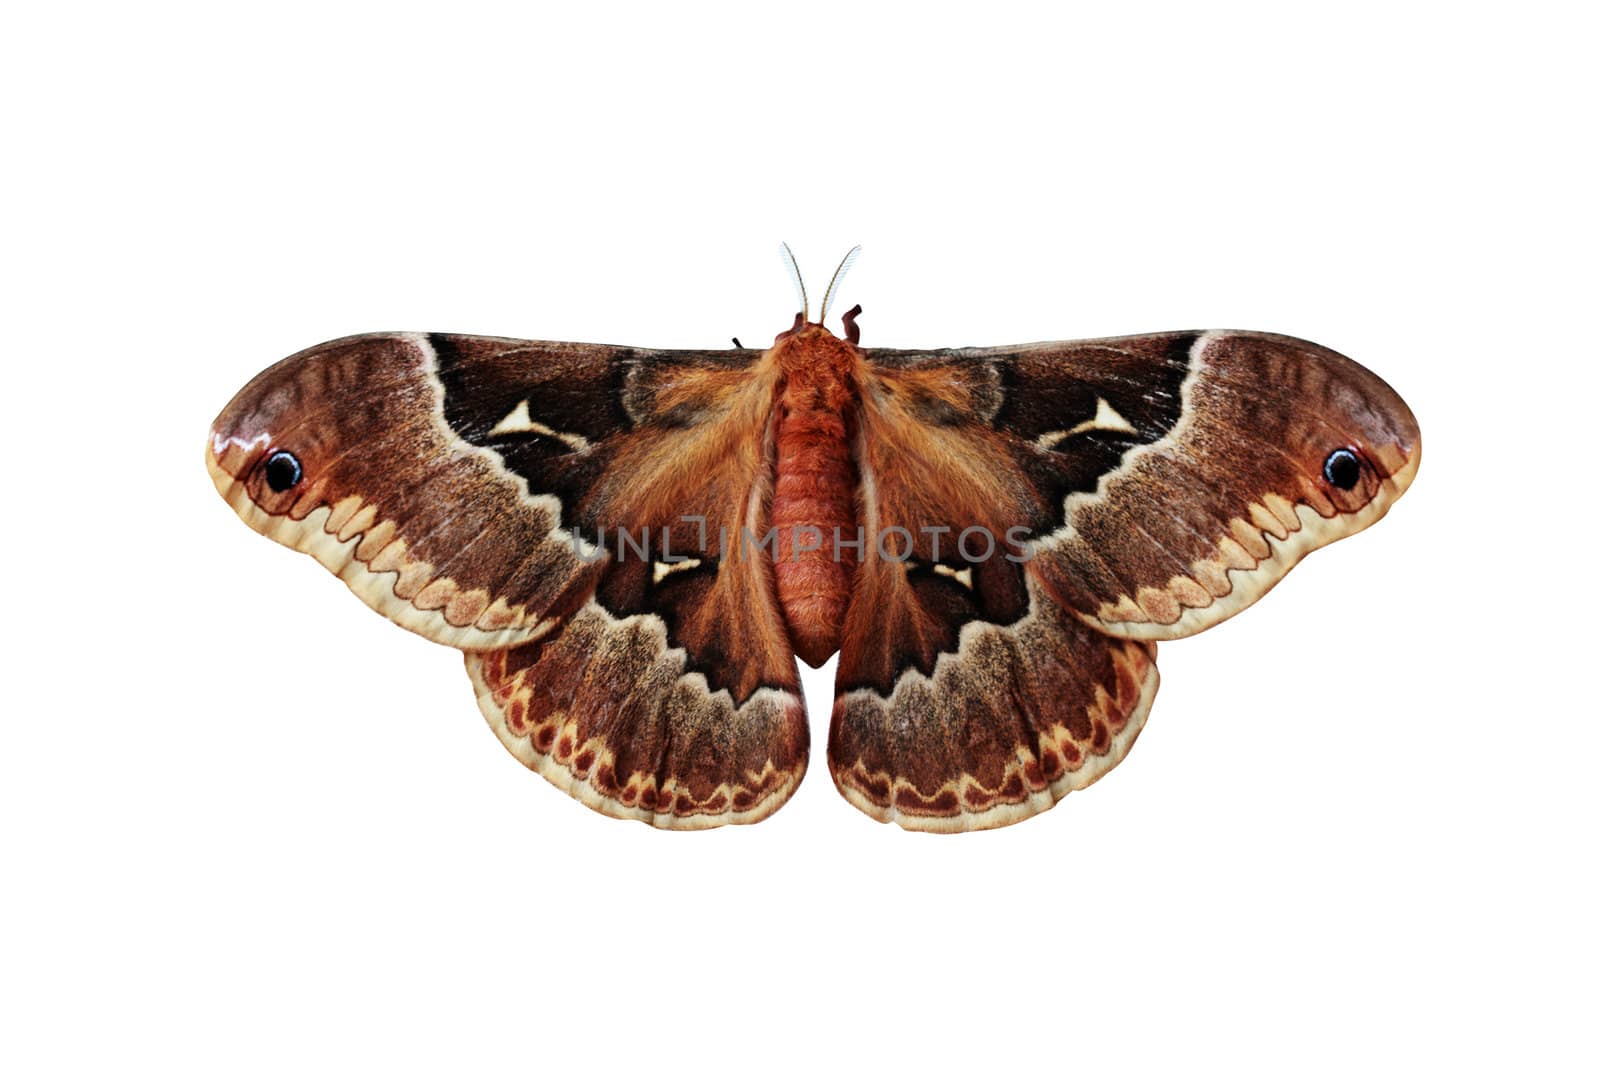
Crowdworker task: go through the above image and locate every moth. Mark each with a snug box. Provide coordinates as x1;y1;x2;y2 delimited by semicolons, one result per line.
207;247;1420;831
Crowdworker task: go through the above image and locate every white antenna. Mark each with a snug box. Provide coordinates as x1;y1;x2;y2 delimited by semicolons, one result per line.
779;242;809;322
819;245;861;326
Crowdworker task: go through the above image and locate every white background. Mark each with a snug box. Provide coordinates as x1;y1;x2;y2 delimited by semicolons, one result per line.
5;2;1595;1075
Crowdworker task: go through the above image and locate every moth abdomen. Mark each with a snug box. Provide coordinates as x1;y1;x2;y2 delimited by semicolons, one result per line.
770;327;863;667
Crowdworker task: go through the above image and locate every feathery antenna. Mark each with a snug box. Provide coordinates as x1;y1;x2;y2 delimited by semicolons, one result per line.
819;245;861;327
779;242;809;322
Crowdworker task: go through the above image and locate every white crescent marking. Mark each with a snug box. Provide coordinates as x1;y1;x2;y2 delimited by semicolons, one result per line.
487;399;593;451
1034;396;1140;450
652;557;703;584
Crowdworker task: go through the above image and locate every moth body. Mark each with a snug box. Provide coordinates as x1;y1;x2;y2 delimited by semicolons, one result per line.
769;319;864;666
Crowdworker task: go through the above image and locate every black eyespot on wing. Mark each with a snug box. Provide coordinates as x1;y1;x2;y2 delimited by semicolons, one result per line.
263;450;302;492
1323;447;1362;491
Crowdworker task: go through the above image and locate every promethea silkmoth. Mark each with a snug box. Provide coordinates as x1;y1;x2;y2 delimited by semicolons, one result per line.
207;249;1419;831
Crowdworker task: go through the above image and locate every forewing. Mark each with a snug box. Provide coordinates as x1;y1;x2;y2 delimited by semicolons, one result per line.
211;333;618;648
856;331;1420;641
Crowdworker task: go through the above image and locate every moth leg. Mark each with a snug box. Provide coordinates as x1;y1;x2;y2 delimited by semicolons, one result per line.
841;304;862;345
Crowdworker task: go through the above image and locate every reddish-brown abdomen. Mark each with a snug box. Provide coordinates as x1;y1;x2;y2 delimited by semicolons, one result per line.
771;333;860;666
